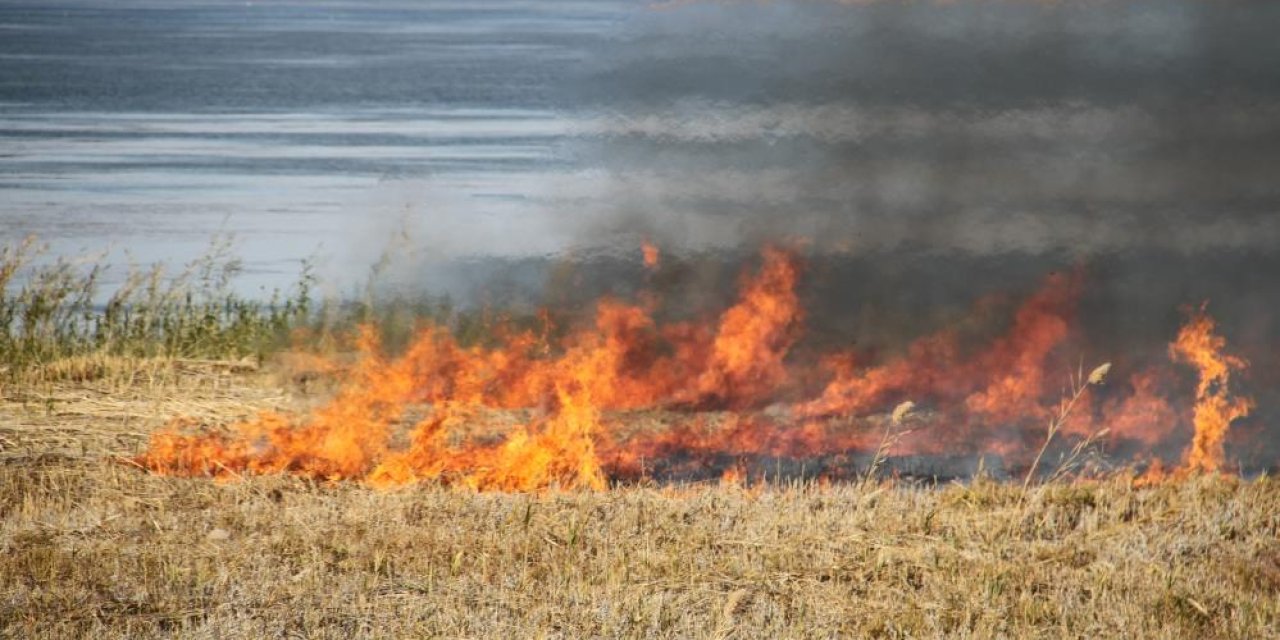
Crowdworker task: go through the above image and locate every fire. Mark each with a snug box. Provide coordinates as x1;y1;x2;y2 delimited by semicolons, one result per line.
720;464;745;487
1170;306;1254;473
686;246;801;408
795;272;1079;449
136;247;802;490
134;246;1264;490
962;273;1076;424
1096;369;1179;447
641;240;660;269
137;326;410;481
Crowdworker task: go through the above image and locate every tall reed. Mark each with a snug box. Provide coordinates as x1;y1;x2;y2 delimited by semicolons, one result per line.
0;235;313;380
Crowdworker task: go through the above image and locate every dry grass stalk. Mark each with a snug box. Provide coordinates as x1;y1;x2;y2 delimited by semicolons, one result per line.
1022;362;1111;492
862;400;915;487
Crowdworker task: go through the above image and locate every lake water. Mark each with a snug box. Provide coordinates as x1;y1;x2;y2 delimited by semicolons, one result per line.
0;0;629;294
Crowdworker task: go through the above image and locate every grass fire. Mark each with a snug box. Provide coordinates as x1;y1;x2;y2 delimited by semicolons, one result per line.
6;0;1280;635
3;240;1278;638
131;244;1257;492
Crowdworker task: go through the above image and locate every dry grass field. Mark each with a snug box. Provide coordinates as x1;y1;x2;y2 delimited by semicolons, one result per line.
2;363;1279;639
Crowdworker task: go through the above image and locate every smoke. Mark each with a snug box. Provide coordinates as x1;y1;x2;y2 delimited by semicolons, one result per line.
555;0;1280;255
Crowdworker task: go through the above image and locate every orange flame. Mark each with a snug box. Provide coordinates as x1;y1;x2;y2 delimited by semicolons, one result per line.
137;326;410;481
136;247;802;490
720;463;745;487
796;271;1078;439
133;247;1263;491
686;246;802;408
1170;306;1254;473
641;240;660;269
1095;369;1179;447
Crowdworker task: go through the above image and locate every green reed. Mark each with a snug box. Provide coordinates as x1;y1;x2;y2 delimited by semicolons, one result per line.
0;235;313;378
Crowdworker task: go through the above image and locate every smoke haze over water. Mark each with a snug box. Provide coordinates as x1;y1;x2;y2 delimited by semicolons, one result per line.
559;0;1280;257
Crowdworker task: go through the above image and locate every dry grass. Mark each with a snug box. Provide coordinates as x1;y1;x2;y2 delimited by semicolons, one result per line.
2;366;1278;639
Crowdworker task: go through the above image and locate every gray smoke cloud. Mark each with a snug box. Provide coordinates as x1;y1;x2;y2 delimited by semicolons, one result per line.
550;0;1280;256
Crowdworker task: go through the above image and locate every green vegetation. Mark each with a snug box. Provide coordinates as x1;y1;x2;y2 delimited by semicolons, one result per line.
0;235;313;381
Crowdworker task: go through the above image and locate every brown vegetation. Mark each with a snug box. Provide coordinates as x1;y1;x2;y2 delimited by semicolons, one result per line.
2;365;1278;639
